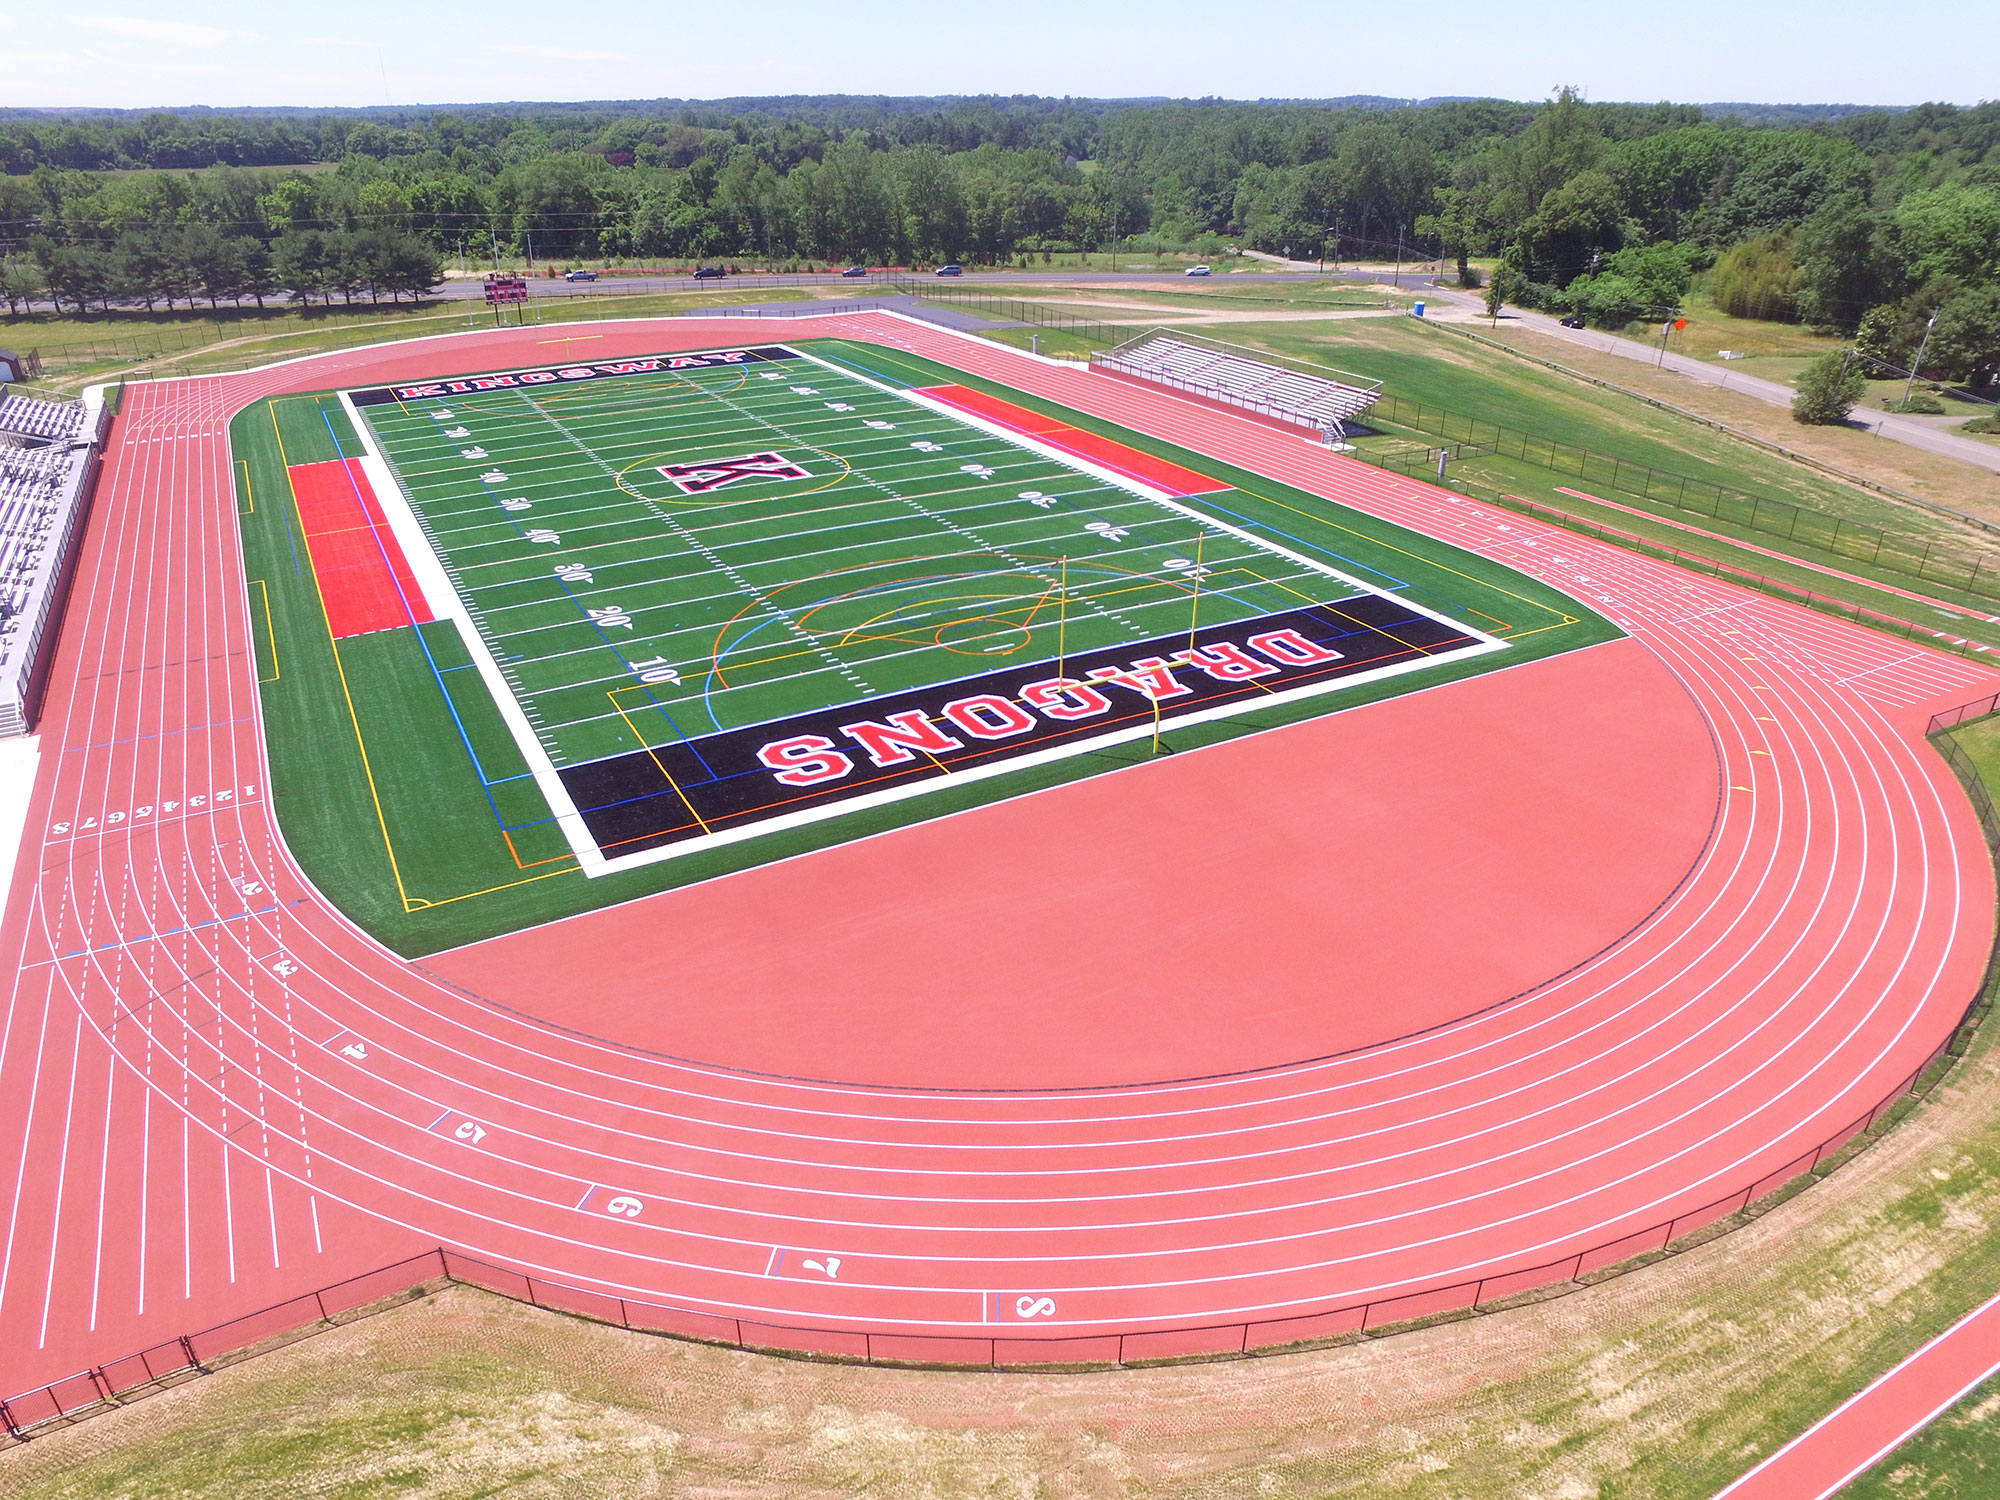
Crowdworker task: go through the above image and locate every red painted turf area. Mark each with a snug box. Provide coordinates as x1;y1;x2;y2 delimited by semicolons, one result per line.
427;636;1716;1089
287;458;431;638
916;382;1229;495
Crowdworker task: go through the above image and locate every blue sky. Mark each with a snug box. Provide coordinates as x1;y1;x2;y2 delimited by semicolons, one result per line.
1;0;1993;110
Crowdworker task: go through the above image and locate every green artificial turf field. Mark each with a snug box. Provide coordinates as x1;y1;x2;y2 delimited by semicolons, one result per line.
232;335;1622;955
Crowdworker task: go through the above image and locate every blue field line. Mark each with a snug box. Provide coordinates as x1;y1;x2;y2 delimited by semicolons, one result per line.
1188;494;1410;592
805;347;921;390
66;716;254;753
321;407;513;832
61;899;305;959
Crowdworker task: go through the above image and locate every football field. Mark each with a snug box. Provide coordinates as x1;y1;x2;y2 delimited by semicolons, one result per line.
340;342;1498;872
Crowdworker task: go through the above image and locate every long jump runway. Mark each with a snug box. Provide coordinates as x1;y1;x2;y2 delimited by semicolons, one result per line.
2;312;1996;1402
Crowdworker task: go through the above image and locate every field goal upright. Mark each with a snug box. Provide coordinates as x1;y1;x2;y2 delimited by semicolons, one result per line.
1092;328;1382;447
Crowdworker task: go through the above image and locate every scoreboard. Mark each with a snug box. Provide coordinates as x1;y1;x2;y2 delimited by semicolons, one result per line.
483;276;529;305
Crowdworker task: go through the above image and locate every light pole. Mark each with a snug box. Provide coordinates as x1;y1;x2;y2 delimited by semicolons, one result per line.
1902;310;1939;411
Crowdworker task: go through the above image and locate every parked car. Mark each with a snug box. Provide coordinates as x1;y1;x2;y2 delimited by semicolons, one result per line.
841;265;869;278
563;269;598;282
935;264;963;276
1558;314;1588;328
1185;264;1212;277
692;266;727;279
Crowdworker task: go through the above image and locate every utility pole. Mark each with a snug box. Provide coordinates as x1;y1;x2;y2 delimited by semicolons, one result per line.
1902;310;1939;411
1393;228;1403;288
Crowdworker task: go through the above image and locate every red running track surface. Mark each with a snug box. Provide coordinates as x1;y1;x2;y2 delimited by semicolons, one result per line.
1;313;1995;1412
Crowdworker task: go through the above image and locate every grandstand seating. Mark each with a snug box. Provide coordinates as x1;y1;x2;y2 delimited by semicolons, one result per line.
1094;333;1381;437
0;392;85;444
0;389;104;735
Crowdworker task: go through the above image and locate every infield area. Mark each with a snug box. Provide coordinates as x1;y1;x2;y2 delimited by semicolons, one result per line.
235;336;1612;950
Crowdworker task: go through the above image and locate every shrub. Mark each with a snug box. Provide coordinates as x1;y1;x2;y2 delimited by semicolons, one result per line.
1793;351;1866;425
1889;391;1947;413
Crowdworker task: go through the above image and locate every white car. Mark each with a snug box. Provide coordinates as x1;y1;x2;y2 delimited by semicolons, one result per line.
1185;264;1212;277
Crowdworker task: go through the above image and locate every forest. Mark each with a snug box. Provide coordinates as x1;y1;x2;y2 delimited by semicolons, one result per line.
1;92;1996;376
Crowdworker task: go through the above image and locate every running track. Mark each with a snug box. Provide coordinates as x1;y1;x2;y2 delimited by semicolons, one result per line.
3;314;1997;1429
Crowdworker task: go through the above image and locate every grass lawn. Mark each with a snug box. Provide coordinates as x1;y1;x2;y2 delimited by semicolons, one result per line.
1207;315;2000;586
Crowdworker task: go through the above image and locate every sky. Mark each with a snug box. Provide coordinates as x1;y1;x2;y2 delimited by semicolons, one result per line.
0;0;1993;112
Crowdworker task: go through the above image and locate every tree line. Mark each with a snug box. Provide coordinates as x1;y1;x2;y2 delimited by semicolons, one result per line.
0;93;1995;377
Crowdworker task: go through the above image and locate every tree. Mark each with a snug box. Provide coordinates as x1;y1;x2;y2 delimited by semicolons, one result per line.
1928;286;2000;380
0;257;42;314
180;224;248;310
272;229;331;305
1890;184;2000;287
1561;242;1695;326
1792;350;1865;425
1793;191;1891;332
31;236;111;313
1514;169;1625;286
1415;186;1479;285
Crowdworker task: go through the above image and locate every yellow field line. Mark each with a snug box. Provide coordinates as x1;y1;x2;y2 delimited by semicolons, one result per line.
269;401;418;913
606;690;713;834
251;579;279;682
237;458;254;515
400;863;579;910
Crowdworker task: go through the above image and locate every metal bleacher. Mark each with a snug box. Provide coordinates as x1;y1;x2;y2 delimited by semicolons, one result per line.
1092;330;1382;442
0;388;109;736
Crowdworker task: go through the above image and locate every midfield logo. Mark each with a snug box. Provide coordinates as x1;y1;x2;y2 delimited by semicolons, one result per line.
657;450;811;495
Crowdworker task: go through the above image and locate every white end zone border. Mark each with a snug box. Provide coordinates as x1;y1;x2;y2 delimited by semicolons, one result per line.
336;343;1505;879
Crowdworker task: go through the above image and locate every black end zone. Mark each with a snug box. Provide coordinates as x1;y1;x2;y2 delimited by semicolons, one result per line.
558;594;1486;863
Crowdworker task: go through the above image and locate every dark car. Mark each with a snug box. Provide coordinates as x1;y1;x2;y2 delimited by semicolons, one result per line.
841;265;869;278
935;264;964;276
1558;314;1587;329
692;266;727;279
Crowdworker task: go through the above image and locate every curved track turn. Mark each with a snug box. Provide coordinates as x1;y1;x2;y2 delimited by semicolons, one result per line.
1;313;1994;1392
